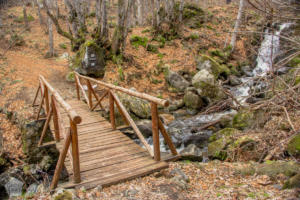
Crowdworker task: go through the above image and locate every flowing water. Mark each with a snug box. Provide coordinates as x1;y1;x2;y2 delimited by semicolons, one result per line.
135;23;292;158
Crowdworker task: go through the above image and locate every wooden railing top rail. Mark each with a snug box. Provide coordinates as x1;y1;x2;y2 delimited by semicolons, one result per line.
74;71;169;107
39;75;82;124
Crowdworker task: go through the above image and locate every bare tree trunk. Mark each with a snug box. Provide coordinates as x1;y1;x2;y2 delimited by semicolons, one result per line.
36;0;45;26
137;0;143;25
230;0;245;51
48;17;54;56
179;0;184;22
47;0;54;57
100;0;108;38
55;0;60;17
23;0;30;31
111;0;133;54
152;0;160;28
96;0;101;29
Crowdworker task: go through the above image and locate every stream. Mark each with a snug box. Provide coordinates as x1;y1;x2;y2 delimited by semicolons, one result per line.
131;23;292;160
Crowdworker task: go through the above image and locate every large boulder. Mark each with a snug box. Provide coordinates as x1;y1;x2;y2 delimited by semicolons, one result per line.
192;69;225;101
118;90;151;119
180;144;203;161
208;128;240;160
195;55;230;79
286;134;300;158
74;40;106;78
183;87;203;110
165;69;190;92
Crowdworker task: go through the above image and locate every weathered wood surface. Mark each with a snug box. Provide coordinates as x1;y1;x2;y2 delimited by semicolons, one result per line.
50;100;168;189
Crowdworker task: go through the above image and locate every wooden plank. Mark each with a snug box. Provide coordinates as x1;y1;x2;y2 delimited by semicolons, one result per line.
65;144;146;163
61;160;168;189
79;156;157;179
80;140;135;154
67;151;149;174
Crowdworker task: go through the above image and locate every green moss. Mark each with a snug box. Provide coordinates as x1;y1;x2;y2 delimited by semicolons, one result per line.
10;34;25;46
14;15;34;23
66;72;75;82
23;165;30;175
153;35;166;48
257;161;299;178
209;128;240;142
130;35;148;48
183;4;204;19
59;43;67;49
147;44;159;53
209;48;231;63
0;157;6;166
54;191;73;200
232;109;254;130
287;134;300;158
198;54;231;79
295;76;300;86
118;67;124;81
141;29;151;33
208;138;229;160
288;56;300;67
283;173;300;189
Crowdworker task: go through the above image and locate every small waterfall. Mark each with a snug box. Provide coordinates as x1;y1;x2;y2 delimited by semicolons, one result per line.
253;23;292;76
231;23;291;103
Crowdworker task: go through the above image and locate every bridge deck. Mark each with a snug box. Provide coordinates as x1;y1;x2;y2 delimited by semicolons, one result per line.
50;99;168;189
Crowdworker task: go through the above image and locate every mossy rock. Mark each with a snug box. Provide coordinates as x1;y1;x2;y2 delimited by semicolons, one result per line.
197;55;231;79
283;172;300;189
74;40;106;78
208;138;230;160
147;44;159;53
182;4;205;29
118;91;151;119
208;128;240;160
183;89;203;110
236;161;300;180
209;128;240;142
257;161;300;179
130;35;148;48
232;109;255;130
53;190;73;200
209;48;231;63
287;134;300;158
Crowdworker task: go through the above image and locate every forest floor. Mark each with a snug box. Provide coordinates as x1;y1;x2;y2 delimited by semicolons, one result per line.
0;1;299;200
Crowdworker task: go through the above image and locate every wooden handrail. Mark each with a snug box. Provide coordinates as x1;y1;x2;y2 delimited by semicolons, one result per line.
39;75;82;124
35;76;82;190
74;71;169;107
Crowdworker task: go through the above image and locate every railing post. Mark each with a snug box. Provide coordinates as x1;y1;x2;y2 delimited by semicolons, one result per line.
50;129;71;190
70;119;81;183
51;95;60;142
44;86;50;114
109;91;116;130
151;102;160;161
75;74;80;100
86;80;93;109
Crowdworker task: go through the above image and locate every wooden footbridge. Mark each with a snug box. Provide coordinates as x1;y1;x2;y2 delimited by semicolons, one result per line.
32;72;178;190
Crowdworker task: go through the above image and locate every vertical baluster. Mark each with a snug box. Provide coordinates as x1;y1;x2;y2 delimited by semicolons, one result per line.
109;91;116;130
44;86;50;114
50;129;71;190
151;102;160;161
52;95;60;142
75;74;80;100
70;119;81;183
86;80;93;109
